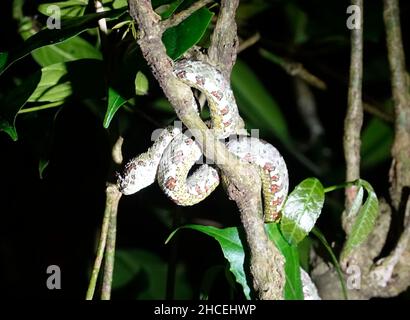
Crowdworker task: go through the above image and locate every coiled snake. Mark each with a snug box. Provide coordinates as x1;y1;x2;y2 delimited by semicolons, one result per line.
117;60;288;222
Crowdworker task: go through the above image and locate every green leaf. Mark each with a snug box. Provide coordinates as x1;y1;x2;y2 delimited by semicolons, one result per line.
0;52;8;71
155;0;184;19
28;59;104;103
265;223;303;300
113;249;192;299
167;224;305;300
104;88;127;128
30;36;102;67
166;225;251;300
38;159;50;179
135;71;149;96
153;98;174;113
163;8;213;60
0;59;104;140
231;59;290;145
340;180;379;262
0;8;125;75
361;118;394;168
0;71;42;140
113;0;128;9
38;0;88;18
284;2;308;45
280;178;325;245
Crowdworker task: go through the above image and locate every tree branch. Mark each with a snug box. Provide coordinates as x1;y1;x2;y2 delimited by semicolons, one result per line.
384;0;410;210
208;0;239;77
343;0;364;233
128;0;286;299
101;184;120;300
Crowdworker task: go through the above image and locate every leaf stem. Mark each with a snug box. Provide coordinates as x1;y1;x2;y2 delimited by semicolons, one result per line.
312;228;348;300
17;102;62;114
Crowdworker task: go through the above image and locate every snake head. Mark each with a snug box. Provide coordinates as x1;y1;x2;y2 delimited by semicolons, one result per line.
116;158;157;195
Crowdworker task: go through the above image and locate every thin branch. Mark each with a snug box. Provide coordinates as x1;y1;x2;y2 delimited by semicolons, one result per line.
86;184;122;300
128;0;286;299
160;0;213;31
343;0;363;233
362;102;394;123
238;33;261;53
259;48;327;90
208;0;240;77
101;184;121;300
86;135;123;300
85;187;112;300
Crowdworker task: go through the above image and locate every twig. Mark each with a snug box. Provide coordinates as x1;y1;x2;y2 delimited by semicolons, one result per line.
128;0;286;299
238;33;261;53
86;135;123;300
259;48;327;90
208;0;239;78
101;184;121;300
343;0;363;232
160;0;213;31
362;102;394;123
85;186;113;300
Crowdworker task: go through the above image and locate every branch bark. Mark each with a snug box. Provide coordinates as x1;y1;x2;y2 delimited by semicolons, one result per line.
313;0;410;299
343;0;364;233
128;0;285;299
384;0;410;210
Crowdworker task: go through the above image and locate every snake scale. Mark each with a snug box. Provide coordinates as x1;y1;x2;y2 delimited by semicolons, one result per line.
117;60;289;222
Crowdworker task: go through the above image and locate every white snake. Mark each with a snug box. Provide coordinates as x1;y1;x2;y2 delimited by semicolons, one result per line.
117;60;289;222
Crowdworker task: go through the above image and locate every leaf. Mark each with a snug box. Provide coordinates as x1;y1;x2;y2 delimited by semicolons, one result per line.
0;52;7;71
340;180;379;262
104;88;127;128
166;225;251;300
163;8;213;60
0;72;42;140
39;159;50;179
29;36;102;67
113;0;128;9
155;0;184;19
265;223;303;300
28;59;104;103
167;224;305;300
38;0;88;18
0;8;125;75
113;249;192;299
280;178;325;245
231;59;291;146
135;71;149;96
284;2;308;45
0;59;104;140
361;118;394;168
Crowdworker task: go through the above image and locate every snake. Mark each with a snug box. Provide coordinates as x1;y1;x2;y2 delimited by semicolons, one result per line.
117;60;289;222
